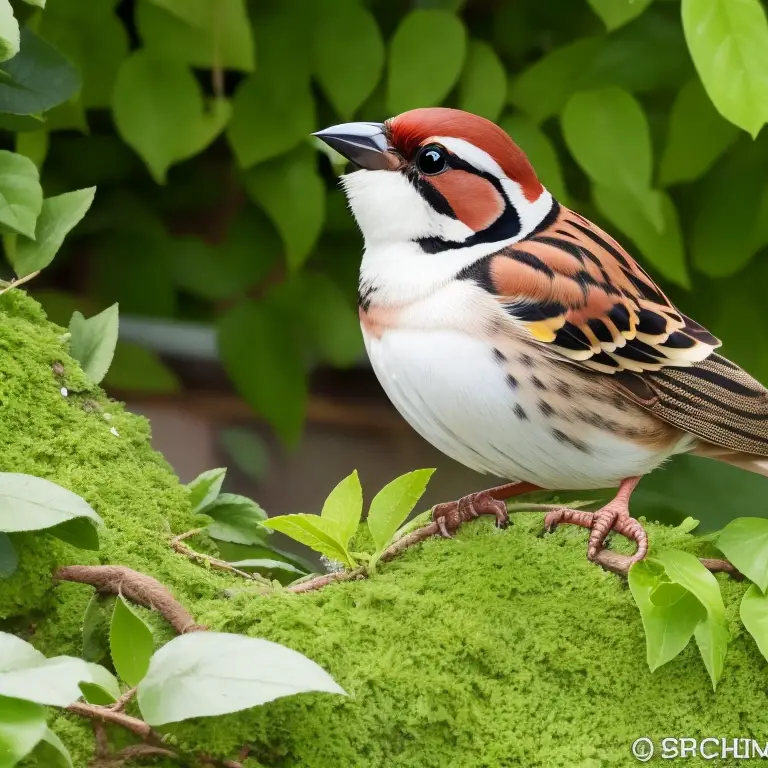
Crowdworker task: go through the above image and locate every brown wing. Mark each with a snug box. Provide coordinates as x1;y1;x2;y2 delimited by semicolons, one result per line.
485;205;720;373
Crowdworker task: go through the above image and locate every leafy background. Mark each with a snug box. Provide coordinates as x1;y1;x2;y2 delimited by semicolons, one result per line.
3;0;768;529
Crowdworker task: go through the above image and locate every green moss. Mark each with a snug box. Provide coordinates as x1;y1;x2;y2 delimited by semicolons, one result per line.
3;289;768;767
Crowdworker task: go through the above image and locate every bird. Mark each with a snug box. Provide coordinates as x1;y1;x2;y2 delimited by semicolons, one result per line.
313;107;768;564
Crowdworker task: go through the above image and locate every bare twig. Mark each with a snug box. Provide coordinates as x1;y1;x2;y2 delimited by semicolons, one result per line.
55;565;204;634
171;530;272;585
592;550;741;578
111;687;136;713
0;269;40;295
67;702;155;740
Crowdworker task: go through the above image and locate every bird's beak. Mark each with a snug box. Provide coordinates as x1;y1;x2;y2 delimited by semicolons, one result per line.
312;121;401;171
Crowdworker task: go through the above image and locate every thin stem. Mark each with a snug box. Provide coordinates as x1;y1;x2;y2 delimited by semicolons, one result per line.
0;269;40;295
67;702;155;740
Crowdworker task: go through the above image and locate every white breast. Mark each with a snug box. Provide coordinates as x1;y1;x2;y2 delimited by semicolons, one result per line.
363;326;686;490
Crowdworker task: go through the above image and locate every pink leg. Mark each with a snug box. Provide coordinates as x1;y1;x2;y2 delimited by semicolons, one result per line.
432;481;540;538
544;477;648;563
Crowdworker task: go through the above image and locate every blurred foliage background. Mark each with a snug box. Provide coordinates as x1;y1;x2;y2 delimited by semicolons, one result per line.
2;0;768;530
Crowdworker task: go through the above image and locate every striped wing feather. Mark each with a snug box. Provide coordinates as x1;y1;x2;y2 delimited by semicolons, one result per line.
487;204;768;456
488;205;720;373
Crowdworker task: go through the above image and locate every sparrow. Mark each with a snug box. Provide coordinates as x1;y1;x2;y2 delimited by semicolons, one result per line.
313;108;768;564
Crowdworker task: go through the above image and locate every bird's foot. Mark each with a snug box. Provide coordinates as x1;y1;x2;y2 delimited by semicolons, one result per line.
544;477;647;563
432;490;509;538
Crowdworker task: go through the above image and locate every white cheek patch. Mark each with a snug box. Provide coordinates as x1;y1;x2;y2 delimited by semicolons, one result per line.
340;169;472;246
434;137;505;178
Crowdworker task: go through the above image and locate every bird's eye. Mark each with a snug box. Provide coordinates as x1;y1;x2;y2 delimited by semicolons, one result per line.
417;145;447;175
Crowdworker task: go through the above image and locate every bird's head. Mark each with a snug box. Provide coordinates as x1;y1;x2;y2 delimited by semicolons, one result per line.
314;108;554;252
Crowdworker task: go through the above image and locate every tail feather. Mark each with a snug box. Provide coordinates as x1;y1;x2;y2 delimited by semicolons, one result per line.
692;443;768;478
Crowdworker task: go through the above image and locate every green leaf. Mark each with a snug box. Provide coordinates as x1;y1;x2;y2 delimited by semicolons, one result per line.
218;428;269;481
653;549;729;689
10;187;96;278
204;494;268;546
110;596;154;687
228;559;306;579
682;0;768;137
628;560;705;671
113;51;230;183
103;342;180;394
313;0;384;120
586;0;654;31
0;696;46;768
717;518;768;592
242;146;325;271
0;473;102;535
38;3;129;109
500;114;569;203
740;583;768;663
593;185;689;288
138;631;344;726
0;533;17;579
562;88;662;230
320;471;363;547
77;663;120;706
215;540;315;575
0;633;100;706
82;594;114;665
509;38;602;124
137;0;254;72
0;28;80;115
186;468;226;514
47;517;101;551
659;79;740;186
458;40;506;122
387;10;467;113
15;130;48;171
218;300;307;445
227;67;314;170
0;1;20;64
68;304;119;385
33;727;73;768
261;514;353;566
691;159;764;277
367;469;436;553
0;150;42;239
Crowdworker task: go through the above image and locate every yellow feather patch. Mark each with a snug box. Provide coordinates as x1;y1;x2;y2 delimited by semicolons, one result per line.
528;322;557;342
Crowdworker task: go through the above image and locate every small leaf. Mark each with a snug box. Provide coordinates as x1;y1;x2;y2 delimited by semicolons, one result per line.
562;88;661;230
659;79;740;186
113;51;230;183
717;518;768;592
509;37;602;124
628;560;705;671
653;549;729;689
68;304;119;385
82;594;114;665
0;1;19;63
137;0;255;72
15;131;49;171
34;727;73;768
10;187;96;278
593;185;689;288
387;10;467;114
218;428;269;481
227;68;314;169
740;584;768;663
0;473;102;535
0;695;46;768
691;160;764;277
500;114;569;203
242;145;325;271
0;29;80;116
320;471;363;546
228;559;306;578
78;664;120;706
261;514;352;566
110;596;154;687
104;342;180;394
586;0;654;31
218;300;307;445
186;468;226;514
0;533;17;579
138;632;345;725
204;493;269;546
313;0;384;120
367;469;435;553
0;150;42;239
682;0;768;137
458;40;506;122
48;517;101;551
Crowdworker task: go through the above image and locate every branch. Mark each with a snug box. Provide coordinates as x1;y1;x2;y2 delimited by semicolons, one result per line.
55;565;205;635
592;550;741;578
67;702;155;740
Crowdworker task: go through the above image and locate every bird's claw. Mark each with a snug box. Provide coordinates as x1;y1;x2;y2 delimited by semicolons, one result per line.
432;490;509;538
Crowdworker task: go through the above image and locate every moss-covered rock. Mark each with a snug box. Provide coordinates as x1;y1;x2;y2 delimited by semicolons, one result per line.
2;290;767;768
